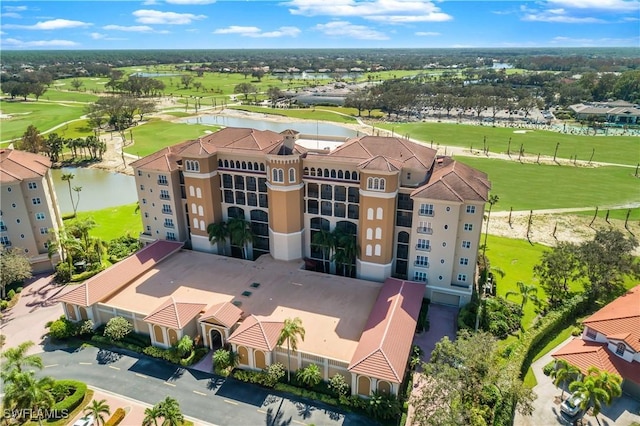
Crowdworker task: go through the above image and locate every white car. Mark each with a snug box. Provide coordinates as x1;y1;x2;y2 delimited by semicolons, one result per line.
72;414;94;426
560;393;584;417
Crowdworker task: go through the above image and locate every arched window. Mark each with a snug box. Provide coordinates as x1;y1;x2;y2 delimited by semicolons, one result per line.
185;160;199;172
224;160;229;168
198;206;204;216
366;244;372;256
200;220;205;230
191;203;197;214
352;172;358;181
303;167;309;175
616;343;626;356
324;169;329;177
310;168;316;177
317;168;323;177
345;171;351;180
218;159;223;167
236;161;241;169
189;186;195;197
367;208;374;220
193;218;199;229
272;168;284;183
259;163;265;172
375;227;382;239
241;161;246;169
331;169;336;178
248;162;253;170
338;170;343;179
196;188;202;198
366;228;373;240
375;244;381;256
288;168;296;183
377;207;383;219
380;178;386;190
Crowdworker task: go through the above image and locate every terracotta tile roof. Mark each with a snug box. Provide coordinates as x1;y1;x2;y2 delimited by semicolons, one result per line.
552;338;640;385
0;149;51;184
348;278;424;383
412;158;490;202
199;127;285;152
583;285;640;352
227;315;284;352
411;179;464;202
199;302;243;328
130;140;196;172
57;240;184;307
329;136;436;171
358;155;401;172
143;297;206;329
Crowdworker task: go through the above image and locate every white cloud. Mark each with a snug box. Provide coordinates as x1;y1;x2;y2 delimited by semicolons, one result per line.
2;38;79;47
314;21;388;40
2;12;22;18
551;35;640;45
546;0;639;12
3;6;28;12
213;25;300;38
286;0;452;23
103;24;154;32
3;18;92;30
142;0;159;4
522;12;604;23
415;31;440;36
90;32;126;41
133;9;206;25
166;0;216;4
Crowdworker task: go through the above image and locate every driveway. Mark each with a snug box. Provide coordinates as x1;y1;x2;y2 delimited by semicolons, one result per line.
514;337;640;426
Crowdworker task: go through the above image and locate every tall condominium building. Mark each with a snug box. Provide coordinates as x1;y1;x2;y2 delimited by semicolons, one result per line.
0;149;63;272
131;127;490;306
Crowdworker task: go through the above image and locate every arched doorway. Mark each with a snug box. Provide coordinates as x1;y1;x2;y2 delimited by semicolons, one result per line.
167;329;178;346
357;376;370;396
237;346;249;365
78;307;88;321
209;329;223;351
377;380;391;394
254;350;266;369
153;325;164;344
66;304;77;321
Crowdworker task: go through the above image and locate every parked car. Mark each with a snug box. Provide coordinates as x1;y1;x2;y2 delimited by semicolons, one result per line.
560;393;584;417
72;414;94;426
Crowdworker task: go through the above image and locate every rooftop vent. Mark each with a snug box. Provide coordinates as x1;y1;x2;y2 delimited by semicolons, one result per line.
241;291;252;297
250;282;260;288
232;300;242;307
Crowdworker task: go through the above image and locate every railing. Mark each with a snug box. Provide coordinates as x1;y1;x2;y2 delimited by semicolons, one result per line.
0;241;11;247
416;227;433;234
162;208;172;214
160;194;170;200
418;210;434;217
415;245;431;252
414;261;429;268
157;179;168;186
164;223;175;229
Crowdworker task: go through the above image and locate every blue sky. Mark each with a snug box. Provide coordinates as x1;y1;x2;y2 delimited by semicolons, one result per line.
1;0;639;50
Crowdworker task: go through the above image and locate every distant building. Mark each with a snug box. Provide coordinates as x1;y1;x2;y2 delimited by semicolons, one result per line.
569;101;640;125
0;149;63;272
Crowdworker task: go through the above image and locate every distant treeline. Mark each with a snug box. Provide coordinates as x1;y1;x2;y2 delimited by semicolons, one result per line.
2;47;639;73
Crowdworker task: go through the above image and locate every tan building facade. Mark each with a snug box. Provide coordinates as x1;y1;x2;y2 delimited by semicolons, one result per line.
131;127;490;306
0;149;63;272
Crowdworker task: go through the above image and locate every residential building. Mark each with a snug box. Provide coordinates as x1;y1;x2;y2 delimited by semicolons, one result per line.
552;285;640;398
57;239;423;396
131;127;490;306
569;101;640;125
0;149;63;272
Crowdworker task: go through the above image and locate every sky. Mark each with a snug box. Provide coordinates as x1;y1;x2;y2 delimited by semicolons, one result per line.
1;0;639;50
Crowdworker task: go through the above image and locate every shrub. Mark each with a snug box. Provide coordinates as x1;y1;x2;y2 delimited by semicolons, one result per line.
50;380;87;419
213;348;238;371
264;362;286;387
142;345;182;364
48;317;78;340
543;360;556;376
104;317;133;341
6;289;16;300
571;326;583;336
176;335;193;358
107;235;142;262
15;287;22;293
55;262;72;283
104;407;126;426
50;382;71;402
78;319;95;336
328;373;350;397
296;364;322;388
0;300;8;311
367;392;402;421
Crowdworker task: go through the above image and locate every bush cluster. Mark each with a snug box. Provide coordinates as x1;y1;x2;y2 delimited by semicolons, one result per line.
142;346;182;364
50;380;87;419
55;262;73;283
107;235;142;263
104;317;133;341
542;360;556;376
48;317;94;340
104;407;126;426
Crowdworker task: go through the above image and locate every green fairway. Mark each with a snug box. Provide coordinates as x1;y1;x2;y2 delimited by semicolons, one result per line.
71;203;142;242
574;207;640;221
455;157;640;211
228;105;358;124
0;100;86;143
124;119;219;157
378;122;640;166
33;88;99;103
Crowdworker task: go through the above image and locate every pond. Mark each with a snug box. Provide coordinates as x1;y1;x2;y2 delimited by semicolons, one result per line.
182;115;358;138
51;167;137;214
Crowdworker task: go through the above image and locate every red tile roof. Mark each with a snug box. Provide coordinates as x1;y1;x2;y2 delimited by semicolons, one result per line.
199;127;285;152
130;140;196;172
143;297;206;329
57;240;184;307
552;338;640;385
200;302;243;328
0;149;51;184
583;285;640;352
348;278;424;383
227;315;284;352
412;158;490;202
329;136;436;171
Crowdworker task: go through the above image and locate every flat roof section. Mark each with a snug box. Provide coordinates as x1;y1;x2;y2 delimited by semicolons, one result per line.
103;251;383;363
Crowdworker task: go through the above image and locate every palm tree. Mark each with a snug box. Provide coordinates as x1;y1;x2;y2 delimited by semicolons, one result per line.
312;229;334;273
142;405;162;426
83;399;111;426
61;173;76;216
207;221;230;256
1;341;43;381
72;186;82;215
228;217;254;260
277;317;306;383
2;372;55;425
588;367;622;406
506;281;539;311
550;359;579;400
158;396;184;426
476;194;499;331
569;374;611;426
333;231;358;277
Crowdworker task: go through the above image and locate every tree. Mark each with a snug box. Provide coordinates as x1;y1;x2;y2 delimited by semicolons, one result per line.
234;82;256;101
569;374;613;425
277;317;305;382
266;86;283;108
311;229;334;274
83;399;111;426
207;221;229;256
0;248;32;299
180;75;194;89
30;82;47;101
476;194;499;331
550;359;579;400
505;281;539;311
176;335;193;358
43;132;64;163
70;79;84;91
228;217;254;260
157;396;184;426
2;372;55;425
332;229;358;277
16;124;43;154
103;317;133;341
251;69;265;82
1;341;43;382
142;405;162;426
72;186;82;214
61;173;76;216
588;367;622;405
296;364;322;388
533;242;580;307
578;228;639;301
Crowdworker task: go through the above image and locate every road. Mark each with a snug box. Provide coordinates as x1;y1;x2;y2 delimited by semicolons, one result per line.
36;346;375;426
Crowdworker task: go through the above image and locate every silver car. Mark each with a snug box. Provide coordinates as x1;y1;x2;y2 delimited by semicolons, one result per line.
560;393;584;417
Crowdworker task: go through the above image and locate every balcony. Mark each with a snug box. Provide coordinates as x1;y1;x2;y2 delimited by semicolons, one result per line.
413;261;430;268
415;245;431;252
0;241;12;247
160;194;170;200
418;210;434;217
157;179;168;186
162;209;172;215
164;224;175;229
416;227;433;234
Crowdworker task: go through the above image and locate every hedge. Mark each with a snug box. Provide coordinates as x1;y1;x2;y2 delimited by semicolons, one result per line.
50;380;87;419
104;408;126;426
91;335;144;353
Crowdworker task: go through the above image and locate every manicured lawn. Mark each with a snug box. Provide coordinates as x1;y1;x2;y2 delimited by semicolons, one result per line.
31;88;100;103
228;105;359;124
71;203;142;242
522;324;576;388
574;207;640;221
378;122;640;165
0;100;86;143
455;157;640;211
124;119;218;157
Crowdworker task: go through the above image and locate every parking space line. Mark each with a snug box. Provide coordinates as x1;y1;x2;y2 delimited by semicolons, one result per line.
44;364;58;368
135;373;148;379
79;362;92;365
293;421;306;426
193;390;207;396
164;382;176;387
257;409;267;414
108;366;120;370
223;399;238;405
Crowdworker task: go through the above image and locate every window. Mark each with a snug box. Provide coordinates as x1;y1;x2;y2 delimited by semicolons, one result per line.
185;160;200;172
585;328;596;339
164;218;174;228
460;257;469;265
366;244;372;256
457;274;467;282
366;228;373;240
367;208;374;220
32;198;41;205
464;223;473;231
288;168;296;183
0;221;6;232
418;221;432;234
196;188;202;199
375;227;382;239
462;240;471;249
376;207;383;220
419;203;434;216
144;212;149;218
191;203;197;214
198;206;204;216
35;213;45;221
417;239;430;250
193;218;199;229
160;190;170;200
200;220;205;230
366;177;385;191
616;343;625;356
166;232;176;241
414;271;427;282
466;205;476;214
415;255;429;267
28;182;37;190
374;244;381;256
138;170;142;176
146;225;151;232
158;175;168;185
0;236;10;247
142;198;147;205
272;168;284;183
162;204;172;214
40;227;48;235
140;184;145;191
